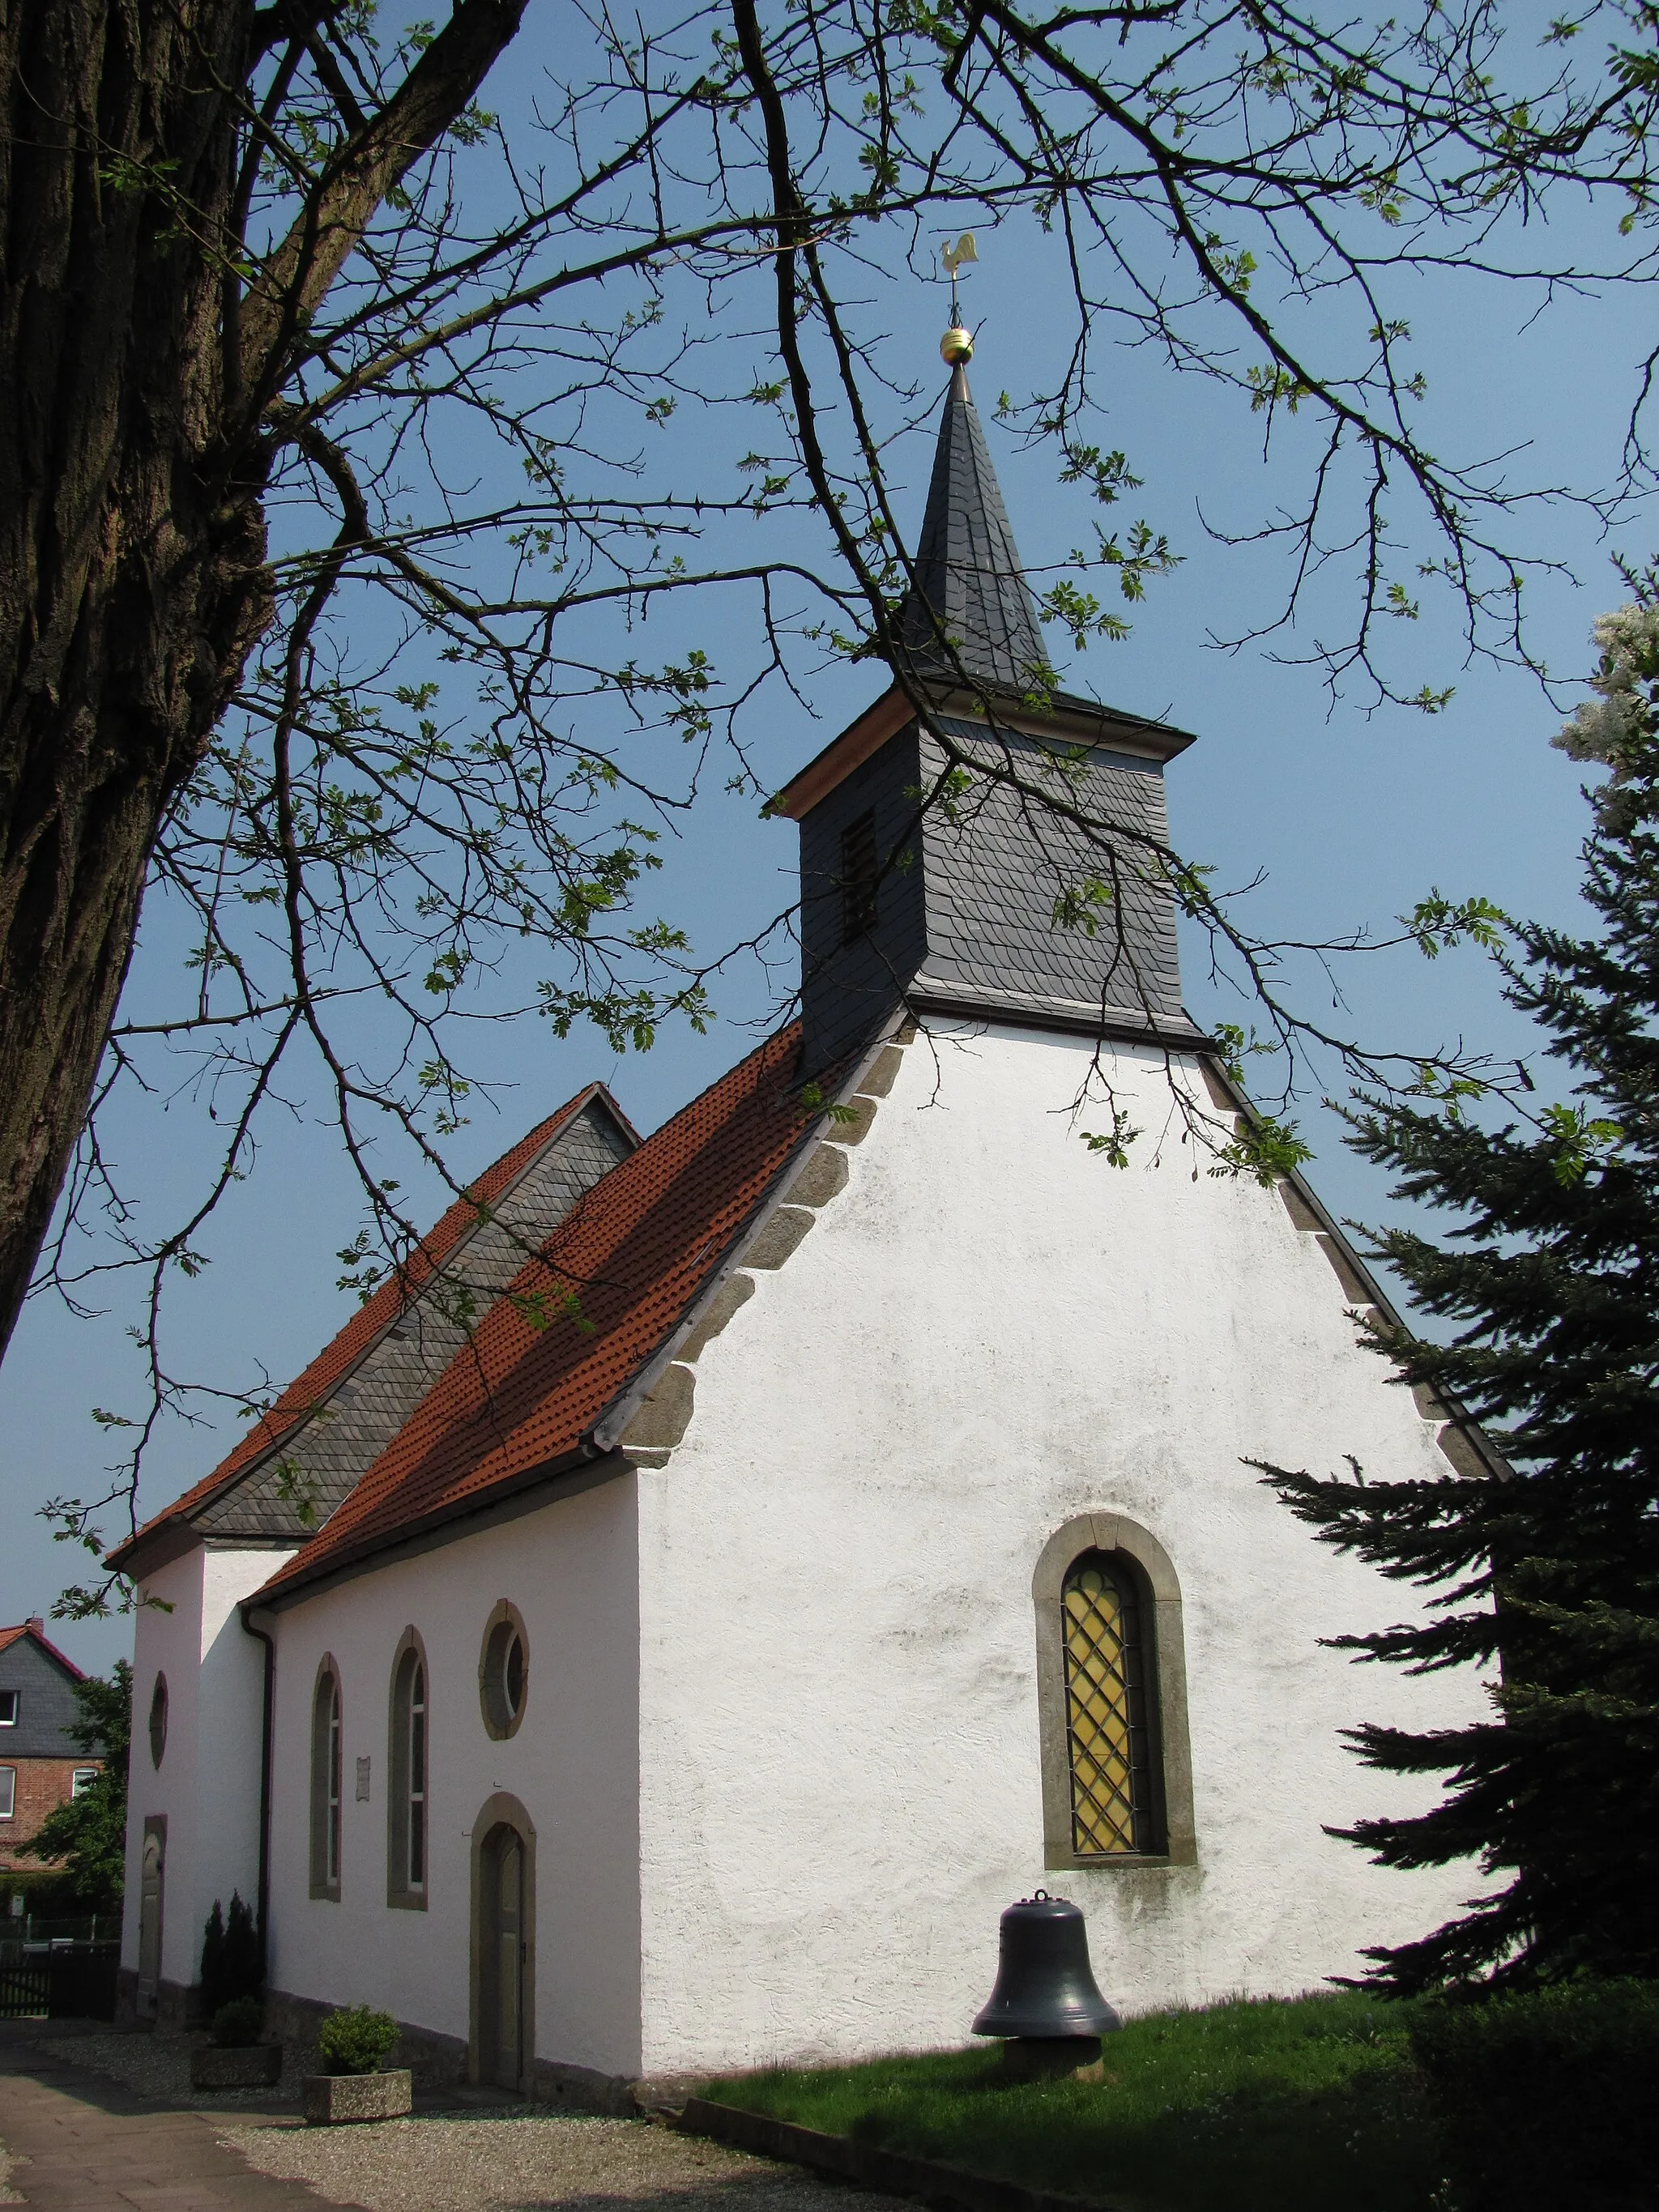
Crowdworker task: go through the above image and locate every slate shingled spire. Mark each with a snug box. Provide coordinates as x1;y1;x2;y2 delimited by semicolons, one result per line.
897;361;1047;691
784;336;1200;1074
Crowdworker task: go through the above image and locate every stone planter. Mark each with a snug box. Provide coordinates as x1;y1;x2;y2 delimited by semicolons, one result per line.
302;2069;413;2125
190;2043;284;2090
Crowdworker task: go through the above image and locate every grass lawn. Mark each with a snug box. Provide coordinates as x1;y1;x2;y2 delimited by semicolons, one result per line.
699;1993;1451;2212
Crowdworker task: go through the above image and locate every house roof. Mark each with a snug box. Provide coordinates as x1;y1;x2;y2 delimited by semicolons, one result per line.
0;1622;85;1681
254;1025;820;1605
107;1084;638;1574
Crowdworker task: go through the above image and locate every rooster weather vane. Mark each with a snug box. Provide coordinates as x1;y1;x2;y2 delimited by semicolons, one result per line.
940;232;978;364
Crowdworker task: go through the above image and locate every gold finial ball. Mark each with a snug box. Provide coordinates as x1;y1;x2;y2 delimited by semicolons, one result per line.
940;325;974;365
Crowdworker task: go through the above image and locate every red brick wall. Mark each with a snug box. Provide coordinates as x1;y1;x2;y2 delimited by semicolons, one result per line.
0;1758;102;1870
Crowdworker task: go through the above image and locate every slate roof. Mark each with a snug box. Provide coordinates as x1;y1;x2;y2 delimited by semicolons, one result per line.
910;718;1192;1030
108;1085;638;1573
254;1026;821;1605
0;1622;83;1680
897;361;1048;692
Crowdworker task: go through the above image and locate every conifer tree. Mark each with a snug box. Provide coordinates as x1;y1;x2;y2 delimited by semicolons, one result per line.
1266;592;1659;1992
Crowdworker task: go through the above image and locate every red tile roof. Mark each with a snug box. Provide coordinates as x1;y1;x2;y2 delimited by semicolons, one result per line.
110;1085;632;1566
258;1026;815;1603
0;1622;86;1679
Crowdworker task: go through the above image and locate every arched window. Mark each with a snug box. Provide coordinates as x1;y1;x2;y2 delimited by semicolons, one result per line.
387;1631;429;1909
1061;1552;1153;1855
309;1660;343;1900
1033;1514;1198;1869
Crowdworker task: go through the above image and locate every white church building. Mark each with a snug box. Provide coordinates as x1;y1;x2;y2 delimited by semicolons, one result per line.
111;351;1490;2105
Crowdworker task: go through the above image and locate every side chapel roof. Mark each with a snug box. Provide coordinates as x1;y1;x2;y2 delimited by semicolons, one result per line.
253;1026;824;1605
107;1082;638;1576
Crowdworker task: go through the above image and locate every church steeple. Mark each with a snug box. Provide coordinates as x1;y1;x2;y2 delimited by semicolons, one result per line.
777;322;1201;1076
895;358;1047;693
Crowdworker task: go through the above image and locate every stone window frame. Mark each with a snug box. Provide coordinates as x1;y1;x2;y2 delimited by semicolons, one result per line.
478;1601;528;1742
386;1628;429;1911
467;1791;537;2092
1034;1512;1198;1870
147;1672;168;1770
309;1656;343;1902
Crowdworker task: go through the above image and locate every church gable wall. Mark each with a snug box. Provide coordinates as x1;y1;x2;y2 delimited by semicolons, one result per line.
630;1022;1486;2074
263;1473;643;2081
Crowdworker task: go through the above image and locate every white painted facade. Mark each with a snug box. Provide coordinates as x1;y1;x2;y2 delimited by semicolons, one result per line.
122;1544;292;1996
207;1019;1482;2082
264;1481;642;2073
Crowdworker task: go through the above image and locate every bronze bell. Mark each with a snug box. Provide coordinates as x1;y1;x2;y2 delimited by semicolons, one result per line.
972;1892;1120;2072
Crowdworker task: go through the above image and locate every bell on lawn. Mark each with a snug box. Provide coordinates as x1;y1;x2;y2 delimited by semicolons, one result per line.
972;1892;1120;2076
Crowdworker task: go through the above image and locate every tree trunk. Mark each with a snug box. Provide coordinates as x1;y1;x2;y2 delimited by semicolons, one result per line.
0;0;270;1351
0;0;528;1363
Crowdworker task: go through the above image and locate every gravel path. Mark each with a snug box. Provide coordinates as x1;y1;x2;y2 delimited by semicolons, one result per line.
53;2027;307;2109
224;2112;906;2212
0;2030;911;2212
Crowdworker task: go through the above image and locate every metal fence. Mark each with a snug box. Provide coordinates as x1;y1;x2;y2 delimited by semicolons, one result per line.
0;1941;119;2021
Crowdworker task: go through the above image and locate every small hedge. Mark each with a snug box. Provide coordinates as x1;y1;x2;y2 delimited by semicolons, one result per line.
1410;1979;1659;2212
210;1995;265;2049
315;2005;400;2076
200;1893;261;2018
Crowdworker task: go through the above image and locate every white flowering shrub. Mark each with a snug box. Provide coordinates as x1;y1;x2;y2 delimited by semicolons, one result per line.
1555;601;1659;781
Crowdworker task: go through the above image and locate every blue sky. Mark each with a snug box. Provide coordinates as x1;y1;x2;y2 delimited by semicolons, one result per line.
3;20;1645;1673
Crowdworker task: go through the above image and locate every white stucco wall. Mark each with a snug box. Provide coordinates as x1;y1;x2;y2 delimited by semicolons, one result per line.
633;1022;1488;2073
122;1543;284;1988
265;1478;642;2076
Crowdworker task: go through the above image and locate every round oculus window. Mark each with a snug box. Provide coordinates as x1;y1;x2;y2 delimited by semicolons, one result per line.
147;1673;168;1770
480;1613;527;1738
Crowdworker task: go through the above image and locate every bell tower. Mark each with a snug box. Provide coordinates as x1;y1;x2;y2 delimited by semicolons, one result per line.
774;335;1202;1076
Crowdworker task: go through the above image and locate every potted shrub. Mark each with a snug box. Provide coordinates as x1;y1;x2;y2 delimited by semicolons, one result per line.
302;2005;411;2124
190;1997;283;2090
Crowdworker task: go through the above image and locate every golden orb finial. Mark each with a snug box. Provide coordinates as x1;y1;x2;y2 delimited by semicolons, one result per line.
940;325;974;365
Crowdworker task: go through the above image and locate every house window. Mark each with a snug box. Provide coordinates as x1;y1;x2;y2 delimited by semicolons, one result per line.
1032;1514;1198;1869
1060;1552;1154;1855
840;810;879;945
309;1661;343;1899
0;1768;14;1819
71;1769;98;1798
387;1634;429;1909
0;1690;17;1726
147;1673;168;1769
480;1604;528;1741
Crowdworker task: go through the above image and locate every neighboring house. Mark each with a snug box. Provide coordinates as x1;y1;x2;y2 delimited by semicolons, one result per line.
110;343;1495;2098
0;1621;101;1875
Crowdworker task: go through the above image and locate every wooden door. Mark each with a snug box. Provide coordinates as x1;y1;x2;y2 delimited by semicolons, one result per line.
136;1827;164;2018
494;1831;523;2091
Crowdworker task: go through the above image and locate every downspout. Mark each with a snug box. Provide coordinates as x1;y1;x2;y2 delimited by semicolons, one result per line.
241;1605;278;1984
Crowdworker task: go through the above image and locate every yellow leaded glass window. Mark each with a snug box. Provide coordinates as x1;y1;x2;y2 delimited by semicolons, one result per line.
1062;1551;1152;1855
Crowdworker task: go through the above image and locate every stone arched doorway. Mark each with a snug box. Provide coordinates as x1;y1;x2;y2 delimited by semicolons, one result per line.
470;1794;535;2092
136;1818;166;2020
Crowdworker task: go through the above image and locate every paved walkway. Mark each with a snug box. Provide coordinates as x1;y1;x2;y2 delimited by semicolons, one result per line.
0;2039;339;2211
